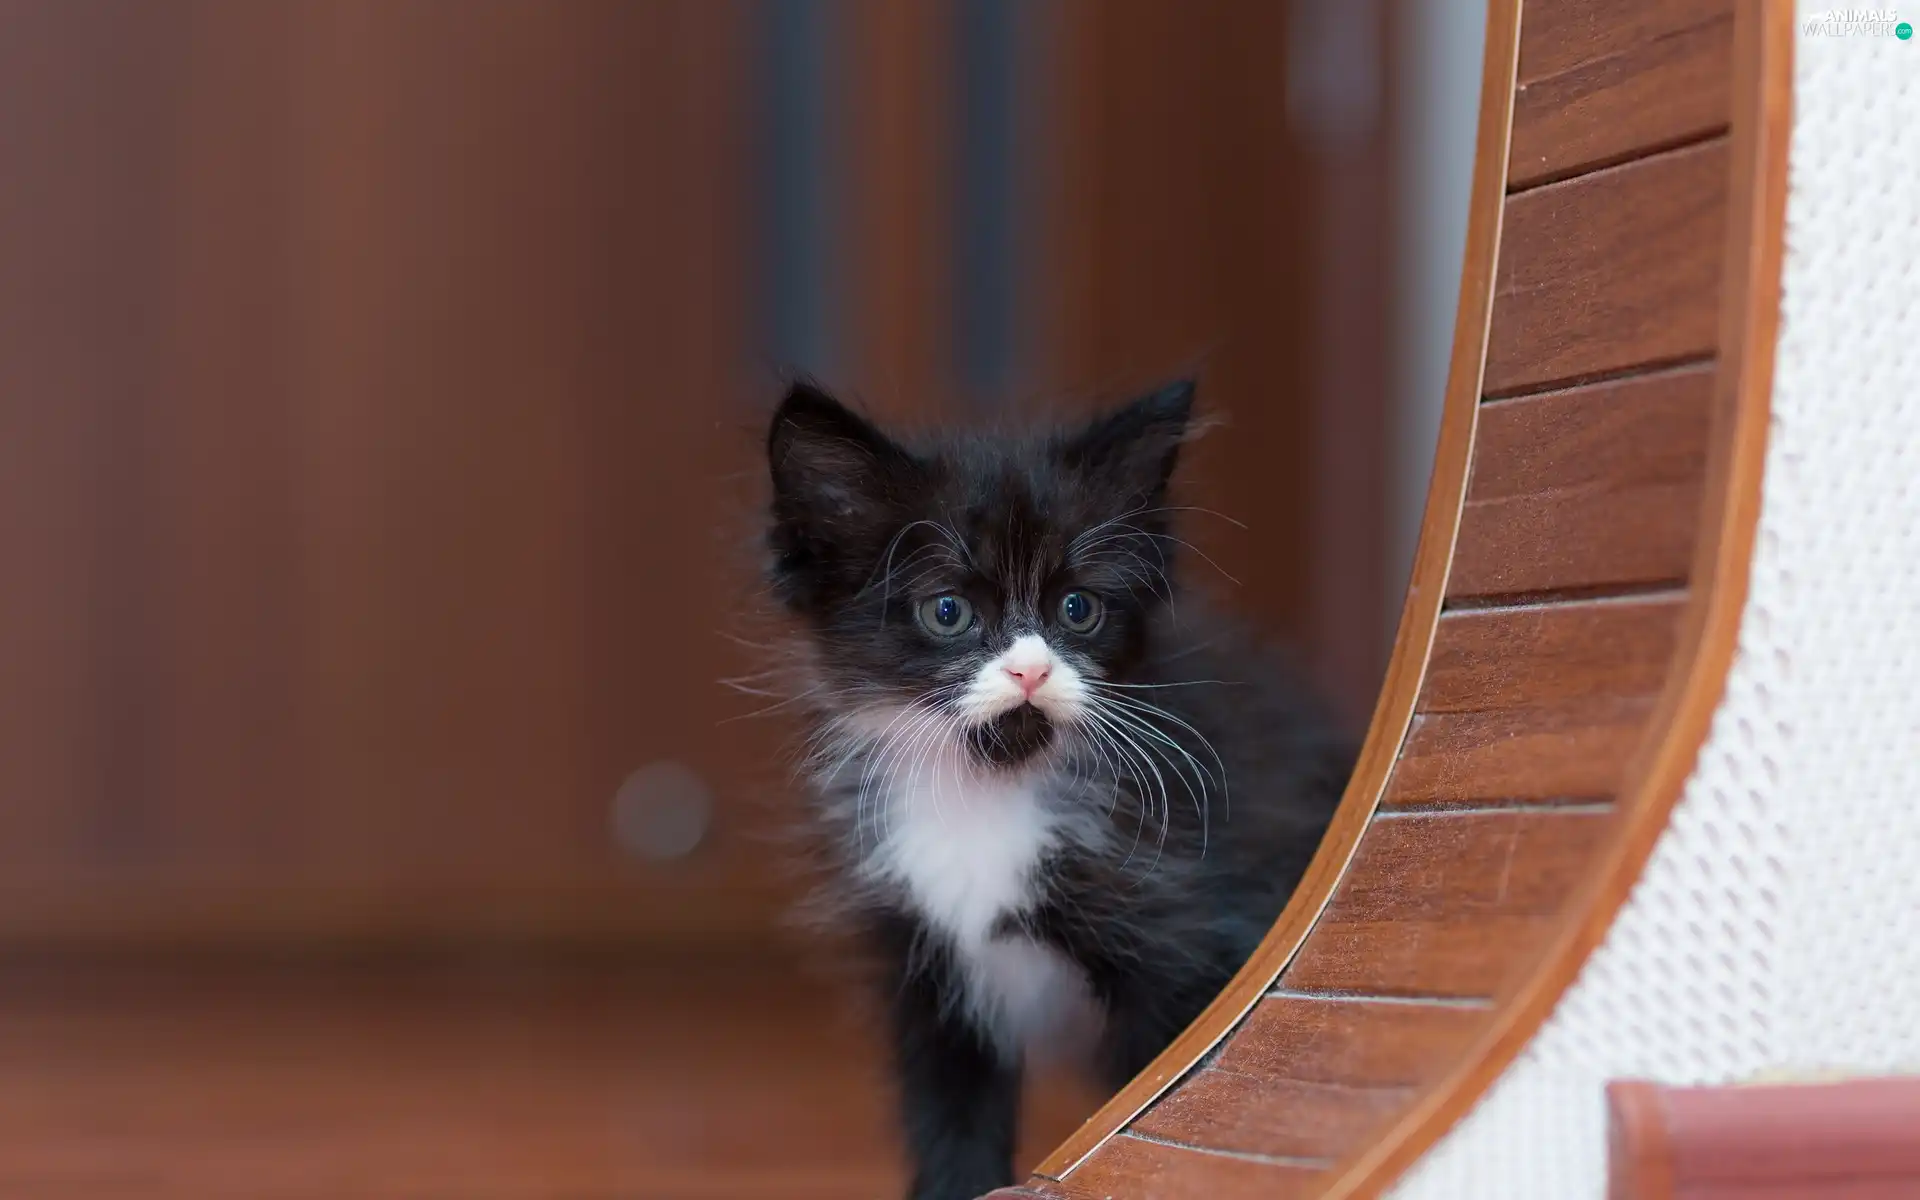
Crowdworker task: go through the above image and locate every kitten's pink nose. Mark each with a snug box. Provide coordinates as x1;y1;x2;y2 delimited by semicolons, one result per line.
1004;662;1052;697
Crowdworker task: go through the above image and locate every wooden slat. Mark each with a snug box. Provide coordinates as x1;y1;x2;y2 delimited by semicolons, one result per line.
1046;1135;1321;1200
1450;365;1714;599
1485;139;1728;397
1212;995;1492;1087
1419;595;1685;714
1464;366;1715;501
1384;698;1655;808
1304;811;1613;920
1510;0;1734;189
1282;809;1613;996
1280;917;1559;999
1132;1072;1403;1163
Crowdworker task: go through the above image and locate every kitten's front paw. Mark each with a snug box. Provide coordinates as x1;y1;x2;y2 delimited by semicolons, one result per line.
906;1170;1013;1200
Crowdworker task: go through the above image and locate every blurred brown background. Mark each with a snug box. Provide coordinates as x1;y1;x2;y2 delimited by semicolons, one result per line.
0;1;1482;1194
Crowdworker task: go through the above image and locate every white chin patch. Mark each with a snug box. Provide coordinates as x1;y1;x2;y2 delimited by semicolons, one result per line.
960;633;1089;725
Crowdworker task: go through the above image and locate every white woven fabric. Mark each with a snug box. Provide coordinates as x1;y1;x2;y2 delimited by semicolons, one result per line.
1393;13;1920;1196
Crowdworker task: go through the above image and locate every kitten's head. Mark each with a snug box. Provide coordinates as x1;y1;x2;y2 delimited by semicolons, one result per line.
765;379;1195;772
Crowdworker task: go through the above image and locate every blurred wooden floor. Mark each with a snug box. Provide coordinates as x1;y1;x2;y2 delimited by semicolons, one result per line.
0;954;1103;1199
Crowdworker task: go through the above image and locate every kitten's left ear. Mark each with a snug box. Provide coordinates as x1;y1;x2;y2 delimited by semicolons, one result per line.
1054;380;1196;501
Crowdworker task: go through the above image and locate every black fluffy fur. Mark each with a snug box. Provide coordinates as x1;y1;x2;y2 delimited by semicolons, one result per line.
763;379;1354;1200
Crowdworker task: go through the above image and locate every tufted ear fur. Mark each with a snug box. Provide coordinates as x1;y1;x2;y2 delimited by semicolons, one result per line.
1051;380;1196;506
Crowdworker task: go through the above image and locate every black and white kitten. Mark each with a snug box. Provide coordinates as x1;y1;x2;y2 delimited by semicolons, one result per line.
763;379;1353;1200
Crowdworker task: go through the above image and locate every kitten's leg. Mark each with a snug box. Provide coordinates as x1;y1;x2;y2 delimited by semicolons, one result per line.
1015;901;1175;1096
879;924;1022;1200
1096;991;1179;1093
892;967;1021;1200
1094;973;1226;1095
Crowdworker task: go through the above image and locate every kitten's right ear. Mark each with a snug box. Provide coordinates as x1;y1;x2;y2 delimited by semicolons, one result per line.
1054;379;1197;504
766;381;918;533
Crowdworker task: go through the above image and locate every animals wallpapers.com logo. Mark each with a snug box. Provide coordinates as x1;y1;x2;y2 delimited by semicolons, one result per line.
1803;7;1914;37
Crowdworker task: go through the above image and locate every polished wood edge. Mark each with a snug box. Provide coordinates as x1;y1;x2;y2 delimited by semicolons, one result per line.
1315;4;1794;1196
1608;1078;1920;1198
1030;0;1523;1181
1606;1081;1676;1200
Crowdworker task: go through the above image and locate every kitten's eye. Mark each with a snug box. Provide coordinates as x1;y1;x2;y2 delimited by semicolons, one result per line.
1058;590;1103;633
916;594;975;637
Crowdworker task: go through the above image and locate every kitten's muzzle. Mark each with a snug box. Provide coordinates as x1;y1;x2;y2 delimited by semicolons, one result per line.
968;704;1055;768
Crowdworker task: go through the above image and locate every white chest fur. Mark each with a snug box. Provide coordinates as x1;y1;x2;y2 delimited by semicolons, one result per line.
867;762;1103;1059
